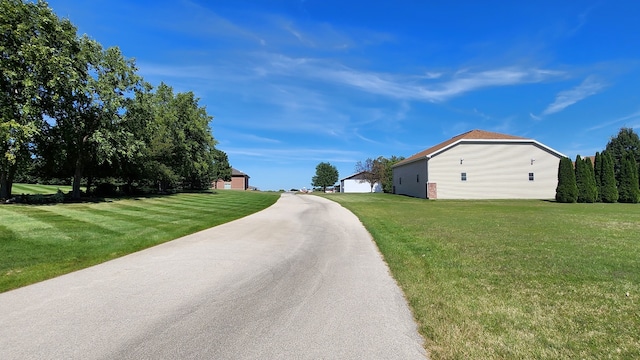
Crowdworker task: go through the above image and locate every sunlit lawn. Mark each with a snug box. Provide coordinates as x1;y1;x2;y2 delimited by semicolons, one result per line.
11;183;74;195
321;193;640;360
0;190;279;292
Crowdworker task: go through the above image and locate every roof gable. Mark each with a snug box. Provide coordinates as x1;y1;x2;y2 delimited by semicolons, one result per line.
231;168;249;177
340;171;370;181
394;129;562;167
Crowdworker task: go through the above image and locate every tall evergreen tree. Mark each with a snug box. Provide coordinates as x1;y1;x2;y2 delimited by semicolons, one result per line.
605;127;640;188
556;157;577;203
575;155;596;203
618;151;640;203
581;157;598;203
594;152;603;201
600;151;618;203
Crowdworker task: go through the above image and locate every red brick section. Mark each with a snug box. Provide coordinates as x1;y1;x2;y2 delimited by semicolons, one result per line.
395;129;527;166
427;183;437;199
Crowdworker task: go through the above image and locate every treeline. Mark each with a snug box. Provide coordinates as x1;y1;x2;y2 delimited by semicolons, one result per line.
1;0;231;200
556;128;640;203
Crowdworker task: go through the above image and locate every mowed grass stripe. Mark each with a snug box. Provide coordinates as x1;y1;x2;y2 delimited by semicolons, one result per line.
0;207;65;236
14;206;122;240
37;205;146;235
85;205;174;228
11;183;73;195
0;191;280;292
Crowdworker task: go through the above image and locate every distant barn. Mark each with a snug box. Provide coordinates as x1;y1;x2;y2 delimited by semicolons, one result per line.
340;171;382;193
392;130;565;199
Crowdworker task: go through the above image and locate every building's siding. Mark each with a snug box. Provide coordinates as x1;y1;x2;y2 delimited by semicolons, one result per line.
214;176;248;190
341;179;382;193
393;159;427;198
428;142;560;199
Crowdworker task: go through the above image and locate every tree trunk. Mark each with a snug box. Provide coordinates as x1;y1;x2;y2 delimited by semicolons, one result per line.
0;164;17;199
72;155;84;200
0;170;7;199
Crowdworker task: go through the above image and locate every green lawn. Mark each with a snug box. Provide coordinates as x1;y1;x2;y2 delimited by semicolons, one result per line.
320;193;640;360
0;190;279;292
11;183;74;195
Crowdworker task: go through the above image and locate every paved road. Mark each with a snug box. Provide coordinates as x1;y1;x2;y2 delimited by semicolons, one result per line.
0;194;427;359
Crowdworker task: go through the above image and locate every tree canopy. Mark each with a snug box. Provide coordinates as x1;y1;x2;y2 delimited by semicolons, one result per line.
0;1;227;200
1;0;79;198
312;162;338;192
605;127;640;188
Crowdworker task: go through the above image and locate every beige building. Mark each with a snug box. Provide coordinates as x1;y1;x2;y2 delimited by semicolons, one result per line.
392;130;565;199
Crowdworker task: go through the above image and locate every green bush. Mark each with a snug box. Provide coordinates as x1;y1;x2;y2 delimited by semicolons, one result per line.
52;189;65;203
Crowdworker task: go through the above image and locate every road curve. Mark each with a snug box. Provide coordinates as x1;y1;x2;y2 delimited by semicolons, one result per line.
0;194;427;359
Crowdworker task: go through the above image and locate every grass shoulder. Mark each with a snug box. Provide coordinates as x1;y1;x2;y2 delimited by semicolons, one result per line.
0;189;279;292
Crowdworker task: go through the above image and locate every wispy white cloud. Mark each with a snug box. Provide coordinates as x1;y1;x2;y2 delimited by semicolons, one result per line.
542;76;606;115
586;110;640;132
256;54;563;102
225;146;362;164
567;5;598;37
530;113;542;121
424;72;443;79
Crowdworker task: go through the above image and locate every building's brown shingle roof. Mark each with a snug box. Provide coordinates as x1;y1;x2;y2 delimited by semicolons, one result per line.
395;129;528;166
231;168;249;177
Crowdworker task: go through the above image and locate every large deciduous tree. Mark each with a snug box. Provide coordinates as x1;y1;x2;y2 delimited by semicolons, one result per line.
141;83;217;191
46;36;142;199
377;155;404;193
0;0;78;199
312;162;338;192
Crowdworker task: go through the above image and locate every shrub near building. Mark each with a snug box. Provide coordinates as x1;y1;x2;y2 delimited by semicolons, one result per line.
556;157;578;203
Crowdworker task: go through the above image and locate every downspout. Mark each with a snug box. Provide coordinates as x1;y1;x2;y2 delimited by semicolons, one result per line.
425;155;430;199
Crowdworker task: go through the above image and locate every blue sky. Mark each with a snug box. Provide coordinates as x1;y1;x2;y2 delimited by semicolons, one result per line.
46;0;640;191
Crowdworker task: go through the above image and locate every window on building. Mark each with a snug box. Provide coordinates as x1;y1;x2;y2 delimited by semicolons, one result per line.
417;174;419;182
529;172;534;181
461;172;467;181
399;177;402;184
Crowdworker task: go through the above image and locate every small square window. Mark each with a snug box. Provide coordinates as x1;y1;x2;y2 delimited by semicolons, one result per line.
461;172;467;181
529;172;534;181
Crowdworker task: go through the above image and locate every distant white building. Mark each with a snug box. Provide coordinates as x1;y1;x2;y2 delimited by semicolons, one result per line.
392;129;565;199
340;171;382;193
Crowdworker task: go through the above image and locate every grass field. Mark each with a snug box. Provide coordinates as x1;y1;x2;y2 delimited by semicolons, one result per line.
0;190;279;292
11;183;74;195
321;193;640;360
